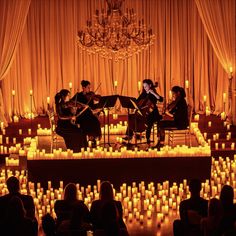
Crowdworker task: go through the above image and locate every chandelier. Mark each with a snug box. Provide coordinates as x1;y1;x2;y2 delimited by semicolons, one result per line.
78;0;154;60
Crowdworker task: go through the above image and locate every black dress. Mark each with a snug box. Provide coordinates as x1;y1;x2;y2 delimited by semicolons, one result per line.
56;102;87;152
126;91;163;141
158;97;189;142
71;92;101;139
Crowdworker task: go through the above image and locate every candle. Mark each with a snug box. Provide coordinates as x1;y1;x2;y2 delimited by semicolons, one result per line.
185;80;189;89
13;116;19;123
12;90;16;96
227;124;230;131
169;90;172;100
138;81;142;91
28;129;31;135
229;67;233;73
203;95;207;102
223;93;226;103
13;138;16;144
69;82;72;89
231;143;235;150
215;143;218;150
47;97;50;104
208;121;212;127
30;90;33;96
6;137;9;144
19;129;22;135
114;80;118;87
222;143;225;149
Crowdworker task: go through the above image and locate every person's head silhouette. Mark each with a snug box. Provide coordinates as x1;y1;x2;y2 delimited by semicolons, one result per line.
6;176;20;194
64;183;77;201
220;185;234;208
100;181;114;201
189;179;202;197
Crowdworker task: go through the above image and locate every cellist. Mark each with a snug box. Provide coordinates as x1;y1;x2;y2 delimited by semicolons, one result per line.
123;79;163;144
156;86;189;149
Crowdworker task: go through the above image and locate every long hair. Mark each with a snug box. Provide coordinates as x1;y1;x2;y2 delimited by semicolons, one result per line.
54;89;70;112
171;86;186;98
142;79;158;93
64;183;77;202
99;181;114;201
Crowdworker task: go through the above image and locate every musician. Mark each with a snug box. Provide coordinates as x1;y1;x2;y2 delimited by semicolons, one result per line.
71;80;101;145
156;86;189;148
123;79;163;144
55;89;87;152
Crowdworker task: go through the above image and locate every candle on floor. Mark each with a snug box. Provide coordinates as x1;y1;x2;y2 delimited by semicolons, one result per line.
28;129;31;135
19;129;22;135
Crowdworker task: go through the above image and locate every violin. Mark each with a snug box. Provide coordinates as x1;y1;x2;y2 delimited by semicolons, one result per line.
84;91;101;102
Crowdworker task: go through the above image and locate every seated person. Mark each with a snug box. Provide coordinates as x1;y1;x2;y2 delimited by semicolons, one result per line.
2;196;36;236
90;181;127;232
94;201;129;236
71;80;101;146
0;176;37;235
201;198;223;236
123;79;163;144
173;179;208;236
219;185;236;235
157;86;188;148
54;183;90;229
55;89;88;151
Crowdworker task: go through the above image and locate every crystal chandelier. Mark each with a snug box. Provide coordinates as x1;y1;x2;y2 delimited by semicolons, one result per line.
78;0;154;60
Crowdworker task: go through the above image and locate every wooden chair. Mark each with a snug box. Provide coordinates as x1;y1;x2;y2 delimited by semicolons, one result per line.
165;104;193;147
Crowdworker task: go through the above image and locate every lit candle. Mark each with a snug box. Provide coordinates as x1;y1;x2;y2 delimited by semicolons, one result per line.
13;138;16;144
12;90;16;96
203;95;207;102
169;90;172;100
69;82;72;89
138;81;141;92
215;143;218;150
185;80;189;89
114;80;118;88
47;97;50;104
28;129;31;135
19;129;22;135
30;90;33;96
223;93;226;103
222;143;225;149
231;143;235;150
6;137;9;144
208;121;212;127
227;124;230;131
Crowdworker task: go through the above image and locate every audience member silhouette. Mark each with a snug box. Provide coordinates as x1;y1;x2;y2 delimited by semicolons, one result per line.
90;181;127;233
2;196;36;236
54;183;90;228
57;202;91;236
219;185;236;235
42;213;56;236
0;176;37;233
173;179;208;236
201;198;223;236
94;201;129;236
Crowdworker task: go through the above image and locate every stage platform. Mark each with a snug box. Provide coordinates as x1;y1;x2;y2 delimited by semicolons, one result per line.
27;155;211;189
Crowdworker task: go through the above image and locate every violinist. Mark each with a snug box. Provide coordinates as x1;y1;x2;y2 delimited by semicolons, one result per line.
123;79;163;144
54;89;87;152
156;86;189;148
71;80;102;145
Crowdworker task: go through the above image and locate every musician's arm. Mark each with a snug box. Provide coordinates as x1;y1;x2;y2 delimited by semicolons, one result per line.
149;90;163;102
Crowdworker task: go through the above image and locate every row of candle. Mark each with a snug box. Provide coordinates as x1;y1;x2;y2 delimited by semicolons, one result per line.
0;155;236;225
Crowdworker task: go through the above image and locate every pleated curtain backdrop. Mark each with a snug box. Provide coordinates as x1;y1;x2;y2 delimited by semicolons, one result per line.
0;0;235;123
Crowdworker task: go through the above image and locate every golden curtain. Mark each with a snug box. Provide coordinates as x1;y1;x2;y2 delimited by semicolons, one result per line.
0;0;234;123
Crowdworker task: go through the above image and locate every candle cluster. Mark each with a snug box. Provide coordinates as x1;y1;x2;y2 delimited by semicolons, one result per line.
0;155;235;227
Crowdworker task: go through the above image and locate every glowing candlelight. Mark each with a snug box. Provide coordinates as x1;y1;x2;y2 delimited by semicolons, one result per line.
114;80;118;87
185;80;189;89
203;95;207;102
69;82;72;89
47;97;50;104
223;93;226;103
138;81;141;92
30;90;33;96
12;90;16;96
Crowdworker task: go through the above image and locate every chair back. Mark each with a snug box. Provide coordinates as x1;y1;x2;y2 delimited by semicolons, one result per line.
187;104;193;128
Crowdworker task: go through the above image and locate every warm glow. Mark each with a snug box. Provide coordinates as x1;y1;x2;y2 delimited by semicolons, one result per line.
12;90;15;96
69;82;72;89
47;97;50;104
30;90;33;96
185;80;189;89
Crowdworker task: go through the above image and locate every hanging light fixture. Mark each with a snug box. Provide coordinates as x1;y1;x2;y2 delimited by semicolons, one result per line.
78;0;154;60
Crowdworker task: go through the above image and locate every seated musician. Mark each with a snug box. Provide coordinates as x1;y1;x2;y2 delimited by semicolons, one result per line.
71;80;101;146
156;86;188;148
123;79;163;144
55;89;87;152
